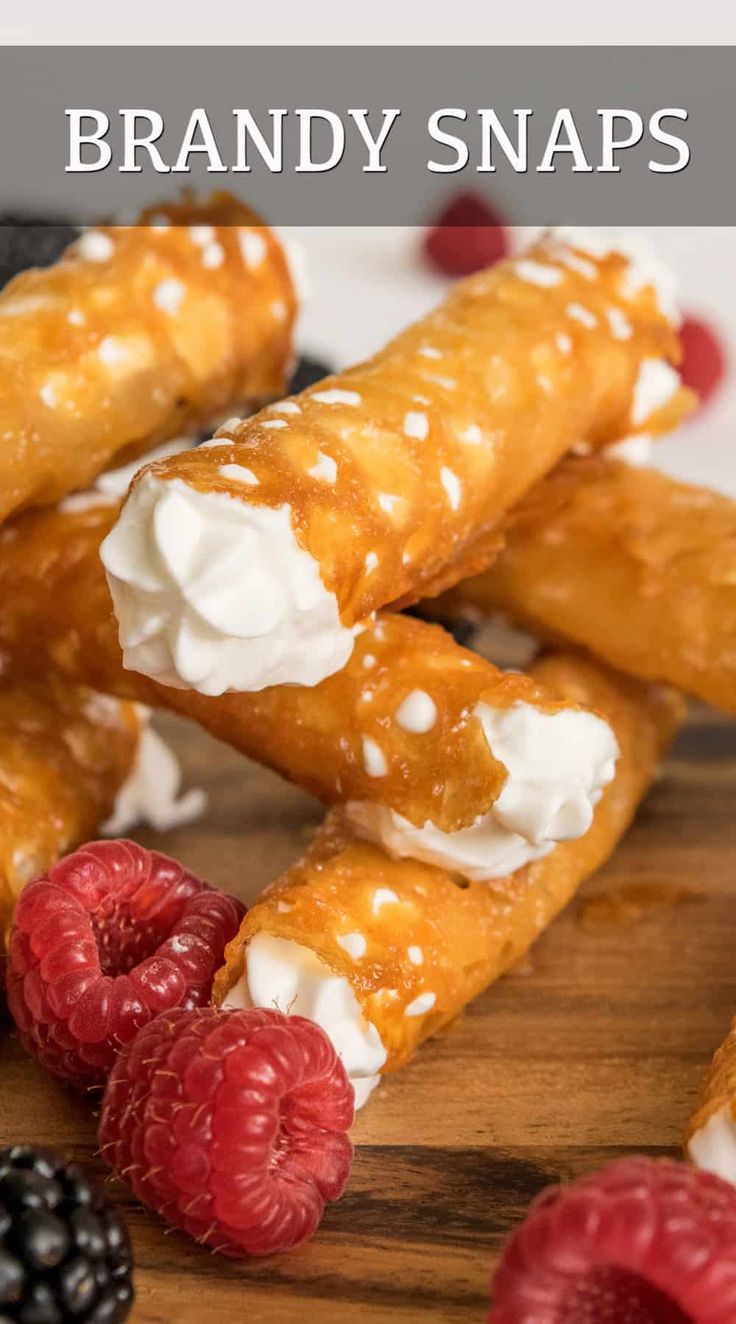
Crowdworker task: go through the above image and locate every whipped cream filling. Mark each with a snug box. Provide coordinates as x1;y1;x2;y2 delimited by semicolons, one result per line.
100;475;357;696
60;437;193;514
608;435;653;467
688;1106;736;1186
545;227;680;325
222;933;387;1109
630;358;681;427
102;707;207;835
346;701;619;881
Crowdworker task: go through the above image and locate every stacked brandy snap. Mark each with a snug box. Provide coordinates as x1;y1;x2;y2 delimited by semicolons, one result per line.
2;214;732;1301
0;194;295;944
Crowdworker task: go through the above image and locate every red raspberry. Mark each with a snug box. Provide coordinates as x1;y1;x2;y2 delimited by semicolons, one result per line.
99;1006;354;1257
424;193;509;277
680;314;727;407
6;840;244;1089
488;1156;736;1323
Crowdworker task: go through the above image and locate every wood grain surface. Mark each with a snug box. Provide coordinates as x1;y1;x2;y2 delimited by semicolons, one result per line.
1;627;734;1324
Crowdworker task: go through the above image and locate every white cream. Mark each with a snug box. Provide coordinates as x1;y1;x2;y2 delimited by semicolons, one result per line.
395;690;437;734
403;411;429;441
546;227;679;325
688;1106;736;1186
440;467;462;510
59;438;194;514
77;230;114;263
102;711;207;835
362;736;388;778
222;934;387;1109
346;702;619;881
606;306;632;341
515;260;563;288
566;303;598;330
608;435;653;467
100;475;357;696
630;359;680;426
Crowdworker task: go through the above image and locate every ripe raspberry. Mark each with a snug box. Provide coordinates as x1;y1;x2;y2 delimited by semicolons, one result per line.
424;193;509;277
680;315;726;408
6;840;244;1089
488;1156;736;1323
99;1007;354;1257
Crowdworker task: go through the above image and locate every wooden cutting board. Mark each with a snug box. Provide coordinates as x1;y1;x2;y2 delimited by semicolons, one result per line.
1;627;734;1323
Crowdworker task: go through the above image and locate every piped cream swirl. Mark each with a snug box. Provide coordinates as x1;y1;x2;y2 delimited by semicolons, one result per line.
222;933;386;1109
100;475;356;696
346;701;619;881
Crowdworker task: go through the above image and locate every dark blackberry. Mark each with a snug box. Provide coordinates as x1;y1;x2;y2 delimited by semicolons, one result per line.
288;354;334;394
403;605;479;651
0;1147;132;1323
0;218;79;292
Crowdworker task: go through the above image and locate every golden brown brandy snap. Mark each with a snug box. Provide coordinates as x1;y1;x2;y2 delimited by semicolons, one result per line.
0;498;615;838
450;455;736;716
100;229;693;699
0;671;141;943
0;192;296;522
212;652;682;1095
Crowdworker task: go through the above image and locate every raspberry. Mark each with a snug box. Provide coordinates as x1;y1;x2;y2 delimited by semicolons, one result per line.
424;193;509;277
6;840;244;1089
99;1007;354;1257
488;1156;736;1323
680;315;726;407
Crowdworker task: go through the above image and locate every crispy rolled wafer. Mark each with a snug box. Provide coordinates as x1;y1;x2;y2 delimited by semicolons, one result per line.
451;455;736;716
0;673;140;944
0;494;617;848
100;229;693;697
0;192;295;521
687;1023;736;1184
213;653;683;1103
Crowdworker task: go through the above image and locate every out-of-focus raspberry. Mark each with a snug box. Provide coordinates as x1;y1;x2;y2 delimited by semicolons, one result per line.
99;1006;354;1257
6;840;244;1089
680;315;727;408
489;1156;736;1323
424;193;510;277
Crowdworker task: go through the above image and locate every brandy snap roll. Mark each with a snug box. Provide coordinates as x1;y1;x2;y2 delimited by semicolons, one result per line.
212;652;683;1107
0;676;205;946
687;1025;736;1184
452;454;736;716
0;476;617;859
100;228;693;697
0;192;295;522
0;674;139;944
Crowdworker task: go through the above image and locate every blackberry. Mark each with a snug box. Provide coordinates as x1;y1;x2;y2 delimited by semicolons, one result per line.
288;354;334;394
0;218;78;292
0;1146;133;1323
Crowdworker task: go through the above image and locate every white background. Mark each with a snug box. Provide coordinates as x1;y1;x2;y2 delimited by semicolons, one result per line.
290;225;736;496
3;0;736;47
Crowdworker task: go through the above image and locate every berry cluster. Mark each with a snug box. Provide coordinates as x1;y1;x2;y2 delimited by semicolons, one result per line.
0;1145;133;1324
5;841;355;1267
6;840;244;1088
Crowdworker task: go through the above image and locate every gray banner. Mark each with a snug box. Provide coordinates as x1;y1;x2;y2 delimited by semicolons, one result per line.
0;47;732;223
